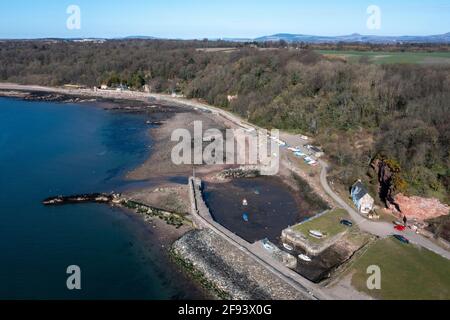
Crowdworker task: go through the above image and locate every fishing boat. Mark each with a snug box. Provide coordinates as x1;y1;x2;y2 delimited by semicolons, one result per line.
243;213;249;222
242;199;248;206
298;254;312;262
309;230;324;239
283;243;294;251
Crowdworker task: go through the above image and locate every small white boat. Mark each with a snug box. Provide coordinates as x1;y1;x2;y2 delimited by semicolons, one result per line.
309;230;324;239
298;254;312;262
242;199;248;206
283;243;294;251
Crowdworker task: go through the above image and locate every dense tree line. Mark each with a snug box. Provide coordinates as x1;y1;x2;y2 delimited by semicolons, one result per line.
0;40;448;203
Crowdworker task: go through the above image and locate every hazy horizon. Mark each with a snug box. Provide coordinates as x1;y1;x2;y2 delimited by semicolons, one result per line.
2;30;450;41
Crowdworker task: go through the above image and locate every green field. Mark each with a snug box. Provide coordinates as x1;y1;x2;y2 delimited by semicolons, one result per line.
317;50;450;64
349;238;450;300
293;209;349;244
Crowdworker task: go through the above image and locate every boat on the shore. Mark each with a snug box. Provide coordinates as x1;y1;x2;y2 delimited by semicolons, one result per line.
262;239;275;251
309;230;324;239
298;254;312;262
283;243;294;251
146;120;163;125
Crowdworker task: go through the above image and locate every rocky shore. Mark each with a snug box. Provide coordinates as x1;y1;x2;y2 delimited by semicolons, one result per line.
0;89;98;103
216;166;261;181
42;192;189;229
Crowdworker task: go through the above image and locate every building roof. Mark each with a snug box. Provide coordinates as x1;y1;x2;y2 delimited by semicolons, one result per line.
310;146;322;153
352;181;370;202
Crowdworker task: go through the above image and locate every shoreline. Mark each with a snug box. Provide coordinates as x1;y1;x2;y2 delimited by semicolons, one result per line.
0;86;243;299
0;82;353;300
0;89;218;299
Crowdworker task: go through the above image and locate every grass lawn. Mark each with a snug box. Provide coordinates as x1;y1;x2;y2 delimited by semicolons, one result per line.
316;50;450;64
349;238;450;300
293;209;349;244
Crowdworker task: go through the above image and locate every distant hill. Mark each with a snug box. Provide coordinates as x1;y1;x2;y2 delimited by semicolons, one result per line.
254;32;450;44
122;35;159;40
121;33;450;44
3;33;450;44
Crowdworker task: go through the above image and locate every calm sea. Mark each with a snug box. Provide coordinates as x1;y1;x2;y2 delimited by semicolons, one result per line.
0;97;204;300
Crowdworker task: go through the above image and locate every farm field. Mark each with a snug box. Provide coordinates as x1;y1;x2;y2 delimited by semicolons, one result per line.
316;50;450;64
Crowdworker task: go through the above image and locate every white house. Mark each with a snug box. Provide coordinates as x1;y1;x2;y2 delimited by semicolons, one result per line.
351;181;375;215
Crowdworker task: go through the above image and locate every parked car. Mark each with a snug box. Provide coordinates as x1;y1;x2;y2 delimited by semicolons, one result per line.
393;235;410;244
394;225;406;232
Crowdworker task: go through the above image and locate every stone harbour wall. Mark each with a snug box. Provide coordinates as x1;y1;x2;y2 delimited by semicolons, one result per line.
172;229;312;300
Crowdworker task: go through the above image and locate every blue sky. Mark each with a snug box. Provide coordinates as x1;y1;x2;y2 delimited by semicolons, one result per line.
1;0;449;39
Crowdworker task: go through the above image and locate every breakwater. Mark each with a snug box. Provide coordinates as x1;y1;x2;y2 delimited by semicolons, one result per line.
42;193;187;229
42;193;117;205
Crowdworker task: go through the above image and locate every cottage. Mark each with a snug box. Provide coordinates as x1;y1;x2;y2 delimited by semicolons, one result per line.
351;181;374;215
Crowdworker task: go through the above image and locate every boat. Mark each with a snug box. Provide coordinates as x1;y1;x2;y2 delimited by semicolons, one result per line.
242;199;248;206
262;239;275;251
243;213;249;222
283;243;294;251
298;254;312;262
309;230;324;239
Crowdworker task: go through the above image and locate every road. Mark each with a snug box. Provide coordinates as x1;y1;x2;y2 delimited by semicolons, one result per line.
2;83;449;260
319;160;450;260
172;88;450;261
